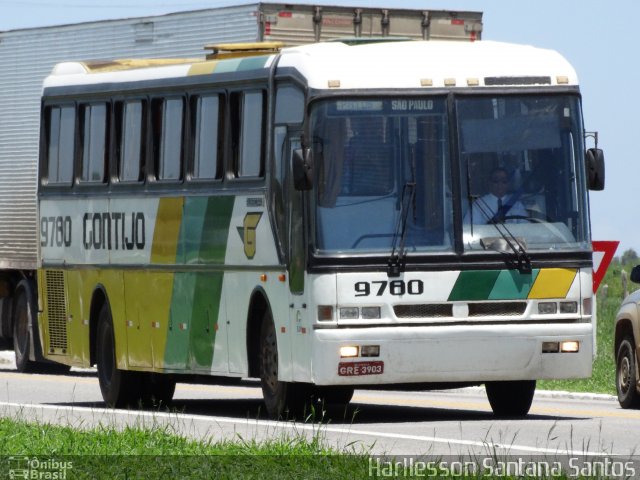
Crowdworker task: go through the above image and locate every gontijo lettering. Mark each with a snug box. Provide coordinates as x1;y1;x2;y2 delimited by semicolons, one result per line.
82;212;145;250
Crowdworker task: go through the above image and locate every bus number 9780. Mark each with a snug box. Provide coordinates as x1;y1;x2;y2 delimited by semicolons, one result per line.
354;279;423;297
40;216;72;248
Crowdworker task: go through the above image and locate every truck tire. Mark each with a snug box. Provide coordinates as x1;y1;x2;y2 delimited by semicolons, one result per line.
12;288;36;373
485;380;536;418
96;303;141;408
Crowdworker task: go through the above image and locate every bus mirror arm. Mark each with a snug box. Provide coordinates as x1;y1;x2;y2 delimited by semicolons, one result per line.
585;148;605;191
293;148;313;191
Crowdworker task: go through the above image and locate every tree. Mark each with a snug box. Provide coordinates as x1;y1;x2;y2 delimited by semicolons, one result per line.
621;248;638;266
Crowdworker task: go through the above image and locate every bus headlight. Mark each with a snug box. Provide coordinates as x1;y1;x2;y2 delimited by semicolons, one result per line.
337;306;382;319
560;341;580;353
340;346;359;358
559;301;578;314
538;302;557;314
339;307;359;319
361;307;381;319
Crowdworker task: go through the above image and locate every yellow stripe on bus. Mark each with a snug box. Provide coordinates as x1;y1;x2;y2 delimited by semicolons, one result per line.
527;268;577;299
188;61;219;76
151;197;184;264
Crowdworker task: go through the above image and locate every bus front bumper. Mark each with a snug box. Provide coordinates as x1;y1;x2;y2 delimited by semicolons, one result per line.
311;323;592;386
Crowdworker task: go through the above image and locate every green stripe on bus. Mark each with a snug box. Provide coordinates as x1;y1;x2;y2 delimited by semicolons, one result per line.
164;196;235;369
448;270;500;301
449;269;544;301
178;197;209;264
488;269;539;300
165;272;223;370
189;272;224;369
237;55;270;71
177;196;235;264
214;58;243;74
199;196;235;264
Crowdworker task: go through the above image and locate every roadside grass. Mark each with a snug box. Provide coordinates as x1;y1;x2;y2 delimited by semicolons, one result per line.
1;416;619;480
0;416;619;480
0;417;371;479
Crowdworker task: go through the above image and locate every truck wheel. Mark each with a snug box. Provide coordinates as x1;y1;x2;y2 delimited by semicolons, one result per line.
485;380;536;417
616;337;640;408
12;288;36;373
259;310;310;418
96;303;140;408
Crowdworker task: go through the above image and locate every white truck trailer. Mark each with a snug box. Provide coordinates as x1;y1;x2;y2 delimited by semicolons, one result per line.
0;3;482;370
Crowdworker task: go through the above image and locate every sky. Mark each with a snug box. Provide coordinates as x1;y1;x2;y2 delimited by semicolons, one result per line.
0;0;636;255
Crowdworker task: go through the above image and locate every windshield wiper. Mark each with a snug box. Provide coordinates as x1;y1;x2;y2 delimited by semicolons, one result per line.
474;196;532;273
388;181;416;277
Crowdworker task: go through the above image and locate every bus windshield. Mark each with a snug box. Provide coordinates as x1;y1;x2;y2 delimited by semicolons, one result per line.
458;95;590;252
311;94;590;255
312;98;453;253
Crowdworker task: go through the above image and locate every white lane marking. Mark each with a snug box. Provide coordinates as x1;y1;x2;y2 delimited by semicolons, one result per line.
0;401;613;457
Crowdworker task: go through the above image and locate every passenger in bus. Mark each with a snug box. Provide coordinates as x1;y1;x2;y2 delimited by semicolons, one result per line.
464;167;527;224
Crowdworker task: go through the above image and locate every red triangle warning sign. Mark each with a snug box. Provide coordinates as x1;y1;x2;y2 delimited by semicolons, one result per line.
592;240;619;293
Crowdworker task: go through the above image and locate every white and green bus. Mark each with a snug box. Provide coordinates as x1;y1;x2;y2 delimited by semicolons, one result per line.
37;39;604;417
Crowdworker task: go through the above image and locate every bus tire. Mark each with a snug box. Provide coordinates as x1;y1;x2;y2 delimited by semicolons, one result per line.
485;380;536;418
616;337;640;409
96;303;139;408
259;310;309;418
13;287;36;373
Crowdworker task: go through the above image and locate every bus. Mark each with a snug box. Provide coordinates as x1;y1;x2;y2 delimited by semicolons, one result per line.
37;39;604;418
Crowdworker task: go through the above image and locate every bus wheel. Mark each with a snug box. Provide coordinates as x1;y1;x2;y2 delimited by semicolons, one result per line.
616;337;640;408
13;288;36;373
485;380;536;418
259;311;308;418
96;303;139;408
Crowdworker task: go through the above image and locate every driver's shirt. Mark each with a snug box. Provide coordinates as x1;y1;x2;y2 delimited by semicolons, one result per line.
464;193;528;224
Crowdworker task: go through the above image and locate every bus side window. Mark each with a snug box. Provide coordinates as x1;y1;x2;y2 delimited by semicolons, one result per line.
231;90;265;178
117;100;145;183
45;104;75;185
79;103;108;183
191;94;223;180
275;85;304;125
152;97;184;181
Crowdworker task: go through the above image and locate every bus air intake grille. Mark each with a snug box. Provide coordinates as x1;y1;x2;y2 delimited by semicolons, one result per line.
45;270;68;351
468;301;527;317
394;304;453;319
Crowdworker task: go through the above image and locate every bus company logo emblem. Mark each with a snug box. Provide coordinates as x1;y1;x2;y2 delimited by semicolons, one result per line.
237;212;263;259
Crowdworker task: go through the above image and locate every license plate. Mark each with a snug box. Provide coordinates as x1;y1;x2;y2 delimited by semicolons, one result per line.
338;361;384;376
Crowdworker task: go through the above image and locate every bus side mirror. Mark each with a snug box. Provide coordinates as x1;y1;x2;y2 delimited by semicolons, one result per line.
631;265;640;284
586;148;605;191
293;148;313;191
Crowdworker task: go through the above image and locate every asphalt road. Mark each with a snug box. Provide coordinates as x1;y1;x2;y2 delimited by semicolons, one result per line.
0;350;637;459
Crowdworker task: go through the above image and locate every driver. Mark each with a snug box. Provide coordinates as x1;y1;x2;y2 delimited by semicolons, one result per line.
464;167;527;224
